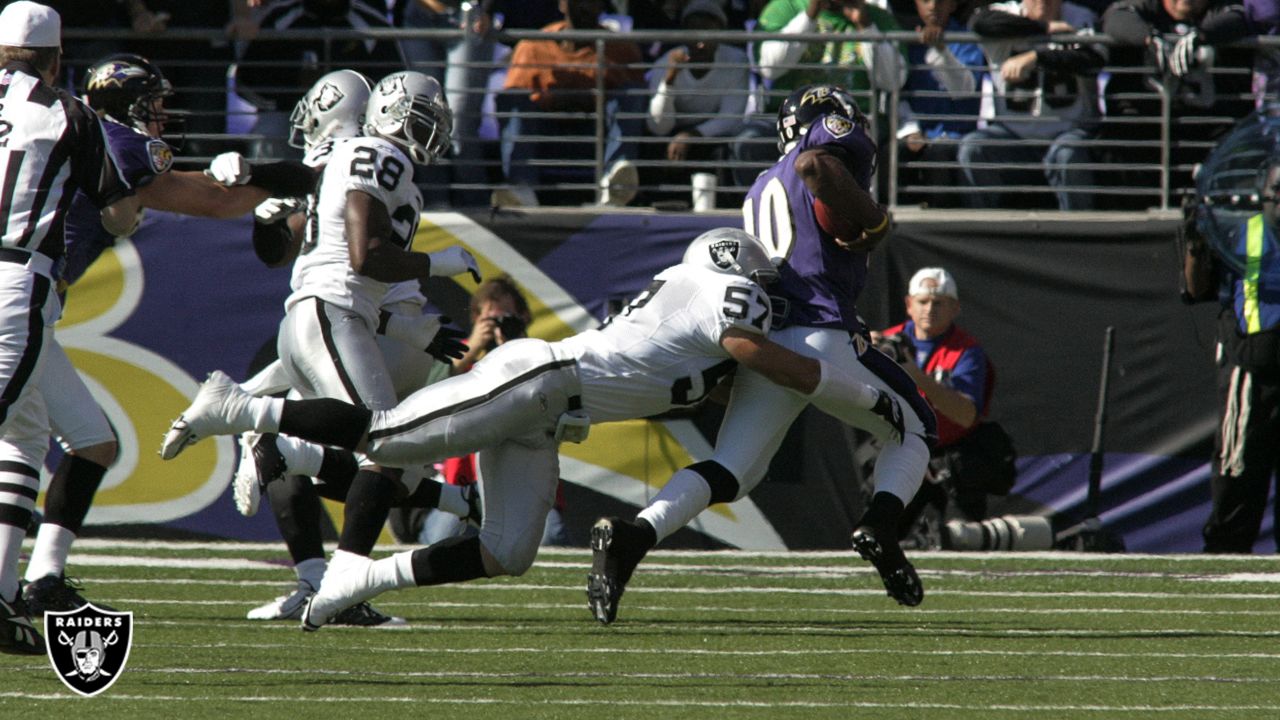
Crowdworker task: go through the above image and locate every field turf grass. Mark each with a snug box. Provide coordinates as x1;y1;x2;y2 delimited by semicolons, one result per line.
3;539;1279;718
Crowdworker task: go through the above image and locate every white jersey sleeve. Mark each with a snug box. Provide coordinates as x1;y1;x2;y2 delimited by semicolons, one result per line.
555;264;772;423
285;136;423;326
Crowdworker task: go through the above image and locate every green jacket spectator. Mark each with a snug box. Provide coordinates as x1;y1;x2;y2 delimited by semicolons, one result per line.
755;0;906;114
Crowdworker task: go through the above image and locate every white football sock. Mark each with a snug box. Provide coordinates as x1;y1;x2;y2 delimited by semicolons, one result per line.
23;523;75;582
0;471;37;600
637;468;713;543
869;432;930;505
437;483;470;518
367;551;416;592
277;435;322;478
392;550;417;587
251;397;283;433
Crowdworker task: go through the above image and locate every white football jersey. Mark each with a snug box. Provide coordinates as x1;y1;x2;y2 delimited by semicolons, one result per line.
556;264;772;423
300;138;426;310
286;135;424;326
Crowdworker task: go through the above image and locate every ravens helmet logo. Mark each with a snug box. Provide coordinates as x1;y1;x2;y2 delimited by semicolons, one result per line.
87;62;150;92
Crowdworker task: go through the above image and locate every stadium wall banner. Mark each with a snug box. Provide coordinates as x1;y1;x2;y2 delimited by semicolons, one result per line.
53;210;1258;553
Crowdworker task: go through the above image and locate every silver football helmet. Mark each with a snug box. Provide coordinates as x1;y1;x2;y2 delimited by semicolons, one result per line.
682;228;780;286
364;71;453;165
288;69;372;150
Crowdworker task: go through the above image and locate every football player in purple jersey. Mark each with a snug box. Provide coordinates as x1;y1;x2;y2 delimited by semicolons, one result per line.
20;53;313;615
587;84;939;624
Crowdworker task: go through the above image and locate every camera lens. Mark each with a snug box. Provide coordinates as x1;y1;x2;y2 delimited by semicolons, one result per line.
496;314;527;340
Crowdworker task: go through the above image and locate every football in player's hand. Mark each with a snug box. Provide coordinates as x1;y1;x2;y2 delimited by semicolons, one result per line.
814;198;861;243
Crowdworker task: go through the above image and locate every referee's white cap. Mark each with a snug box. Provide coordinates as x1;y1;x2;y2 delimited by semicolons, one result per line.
908;267;959;300
0;2;61;49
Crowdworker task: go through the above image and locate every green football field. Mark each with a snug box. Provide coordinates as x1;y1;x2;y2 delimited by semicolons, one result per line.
4;539;1279;718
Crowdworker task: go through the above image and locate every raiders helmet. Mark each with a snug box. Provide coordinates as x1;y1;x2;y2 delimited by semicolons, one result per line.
84;53;176;133
364;71;453;165
775;83;869;155
289;69;372;150
682;228;780;286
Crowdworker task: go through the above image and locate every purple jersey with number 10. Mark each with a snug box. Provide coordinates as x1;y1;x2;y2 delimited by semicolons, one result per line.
741;113;877;333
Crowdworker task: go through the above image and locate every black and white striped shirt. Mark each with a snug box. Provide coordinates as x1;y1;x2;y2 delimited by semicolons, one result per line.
0;61;132;262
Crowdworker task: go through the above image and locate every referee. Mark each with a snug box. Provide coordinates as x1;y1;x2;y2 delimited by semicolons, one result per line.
0;1;139;656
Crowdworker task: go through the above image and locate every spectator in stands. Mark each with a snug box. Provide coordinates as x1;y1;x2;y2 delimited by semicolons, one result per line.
896;0;985;207
956;0;1105;210
1101;0;1256;208
398;0;495;205
1247;0;1280;104
124;1;262;159
484;0;563;41
493;0;646;207
235;0;405;159
872;268;995;544
46;0;168;86
726;0;770;28
730;0;907;189
645;0;751;202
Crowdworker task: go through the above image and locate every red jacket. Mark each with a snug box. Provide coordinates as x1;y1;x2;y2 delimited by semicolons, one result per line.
882;322;994;447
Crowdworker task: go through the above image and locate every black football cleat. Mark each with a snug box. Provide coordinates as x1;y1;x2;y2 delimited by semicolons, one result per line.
0;593;45;656
586;517;651;625
851;525;924;607
23;574;115;615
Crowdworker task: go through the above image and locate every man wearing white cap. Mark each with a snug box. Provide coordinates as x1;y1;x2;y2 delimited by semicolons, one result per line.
0;1;141;656
874;267;996;539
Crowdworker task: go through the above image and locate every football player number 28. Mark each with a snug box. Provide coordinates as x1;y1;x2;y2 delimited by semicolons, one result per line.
349;146;405;191
742;177;794;260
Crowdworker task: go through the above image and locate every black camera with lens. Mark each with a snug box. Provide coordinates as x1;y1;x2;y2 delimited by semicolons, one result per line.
487;313;527;349
876;333;915;364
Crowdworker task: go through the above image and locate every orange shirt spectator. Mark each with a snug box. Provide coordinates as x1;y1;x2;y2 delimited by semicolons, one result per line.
503;19;645;110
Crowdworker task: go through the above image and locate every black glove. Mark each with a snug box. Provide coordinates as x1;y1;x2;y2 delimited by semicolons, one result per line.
426;325;469;362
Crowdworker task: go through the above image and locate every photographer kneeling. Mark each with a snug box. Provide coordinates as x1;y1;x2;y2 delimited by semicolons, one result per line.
873;268;1019;548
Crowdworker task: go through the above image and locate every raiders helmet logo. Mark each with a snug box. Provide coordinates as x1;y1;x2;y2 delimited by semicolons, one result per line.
823;115;854;138
87;61;149;91
146;139;173;174
380;74;407;97
45;604;134;697
313;82;345;112
708;239;741;270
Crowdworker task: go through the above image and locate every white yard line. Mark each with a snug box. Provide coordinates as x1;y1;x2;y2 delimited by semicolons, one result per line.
125;619;1280;636
107;597;1280;617
128;642;1280;660
51;553;1280;587
1;693;1277;712
52;538;1280;564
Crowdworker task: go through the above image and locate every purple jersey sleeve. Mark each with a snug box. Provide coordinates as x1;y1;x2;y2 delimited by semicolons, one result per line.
61;120;172;288
743;113;878;333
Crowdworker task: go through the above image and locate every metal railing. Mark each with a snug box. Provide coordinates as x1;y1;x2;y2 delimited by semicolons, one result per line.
62;26;1277;211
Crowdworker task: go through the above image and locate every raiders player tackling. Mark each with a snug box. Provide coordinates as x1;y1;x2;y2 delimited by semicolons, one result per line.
158;228;907;630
